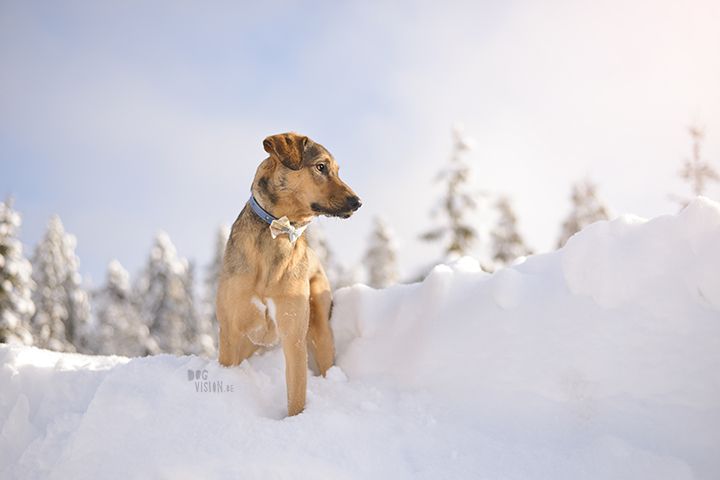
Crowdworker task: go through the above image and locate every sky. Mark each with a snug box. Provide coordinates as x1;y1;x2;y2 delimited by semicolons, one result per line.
2;0;719;289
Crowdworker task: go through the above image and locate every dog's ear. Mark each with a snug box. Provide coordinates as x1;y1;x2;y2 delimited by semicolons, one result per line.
263;133;308;171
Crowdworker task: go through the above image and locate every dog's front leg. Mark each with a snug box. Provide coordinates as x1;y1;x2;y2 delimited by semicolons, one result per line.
274;295;310;416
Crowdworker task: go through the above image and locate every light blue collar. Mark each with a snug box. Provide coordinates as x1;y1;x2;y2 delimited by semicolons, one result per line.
249;195;275;225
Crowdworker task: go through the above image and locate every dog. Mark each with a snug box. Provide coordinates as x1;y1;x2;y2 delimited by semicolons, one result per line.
216;132;361;416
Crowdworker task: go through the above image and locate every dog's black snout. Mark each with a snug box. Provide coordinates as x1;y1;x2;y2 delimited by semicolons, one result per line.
347;196;362;211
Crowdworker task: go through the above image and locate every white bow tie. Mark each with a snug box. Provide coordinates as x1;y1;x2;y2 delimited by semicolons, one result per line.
249;196;311;243
269;216;311;243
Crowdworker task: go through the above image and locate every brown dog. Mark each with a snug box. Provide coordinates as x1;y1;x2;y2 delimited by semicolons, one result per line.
217;132;361;416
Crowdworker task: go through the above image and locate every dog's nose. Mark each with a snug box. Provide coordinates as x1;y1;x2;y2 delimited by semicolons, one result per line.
347;196;362;211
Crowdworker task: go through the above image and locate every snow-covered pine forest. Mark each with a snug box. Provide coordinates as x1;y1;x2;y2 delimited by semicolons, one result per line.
1;203;218;358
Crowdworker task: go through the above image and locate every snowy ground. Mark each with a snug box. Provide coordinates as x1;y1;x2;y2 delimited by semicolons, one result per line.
2;198;720;480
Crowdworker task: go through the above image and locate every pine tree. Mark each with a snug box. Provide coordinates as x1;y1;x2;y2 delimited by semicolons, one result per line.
557;179;612;248
490;197;533;269
678;125;719;204
184;259;215;358
30;215;91;352
137;231;201;356
202;223;230;356
420;123;480;260
0;198;35;346
363;216;401;289
305;224;359;291
305;224;332;275
93;259;158;357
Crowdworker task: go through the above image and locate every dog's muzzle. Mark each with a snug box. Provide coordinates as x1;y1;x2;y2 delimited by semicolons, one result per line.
311;195;362;219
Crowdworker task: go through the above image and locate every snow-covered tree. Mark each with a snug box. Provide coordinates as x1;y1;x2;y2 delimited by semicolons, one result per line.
30;215;91;352
202;223;230;355
0;198;35;346
305;224;359;291
420;123;480;260
137;231;210;356
93;259;158;357
557;179;612;248
490;197;533;269
363;216;401;289
184;259;215;358
677;125;719;206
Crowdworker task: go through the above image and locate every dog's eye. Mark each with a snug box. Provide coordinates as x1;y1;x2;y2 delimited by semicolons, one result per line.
315;164;326;173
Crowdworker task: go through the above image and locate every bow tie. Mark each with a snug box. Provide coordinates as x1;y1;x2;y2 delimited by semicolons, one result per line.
269;216;311;243
249;196;311;243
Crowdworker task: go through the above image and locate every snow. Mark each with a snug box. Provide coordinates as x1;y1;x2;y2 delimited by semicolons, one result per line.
2;197;720;479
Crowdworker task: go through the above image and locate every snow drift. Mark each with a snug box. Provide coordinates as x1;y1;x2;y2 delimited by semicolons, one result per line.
2;198;719;480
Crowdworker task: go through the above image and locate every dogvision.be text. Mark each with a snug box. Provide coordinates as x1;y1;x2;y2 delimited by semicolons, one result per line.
187;370;234;393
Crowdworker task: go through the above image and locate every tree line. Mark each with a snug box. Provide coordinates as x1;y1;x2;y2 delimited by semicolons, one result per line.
419;122;717;273
0;200;406;358
1;123;716;357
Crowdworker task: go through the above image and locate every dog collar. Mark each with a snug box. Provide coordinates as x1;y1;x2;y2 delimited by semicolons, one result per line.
249;195;275;223
248;196;311;243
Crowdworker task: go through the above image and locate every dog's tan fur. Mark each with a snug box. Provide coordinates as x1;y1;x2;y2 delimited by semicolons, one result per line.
217;132;361;416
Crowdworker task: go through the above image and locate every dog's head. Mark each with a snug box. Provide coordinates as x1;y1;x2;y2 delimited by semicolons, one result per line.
251;132;362;223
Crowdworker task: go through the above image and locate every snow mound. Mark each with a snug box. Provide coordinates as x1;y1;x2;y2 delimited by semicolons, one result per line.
2;198;720;479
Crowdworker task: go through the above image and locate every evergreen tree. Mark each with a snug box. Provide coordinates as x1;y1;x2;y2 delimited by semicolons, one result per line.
330;264;361;291
490;197;533;269
137;231;203;356
30;215;91;352
677;125;719;204
305;224;332;274
0;198;35;346
557;179;612;248
93;259;158;357
305;224;359;291
202;223;230;356
363;216;401;289
185;259;215;358
420;123;480;260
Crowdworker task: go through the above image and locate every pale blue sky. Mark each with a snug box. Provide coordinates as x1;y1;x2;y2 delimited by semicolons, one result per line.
2;0;719;286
